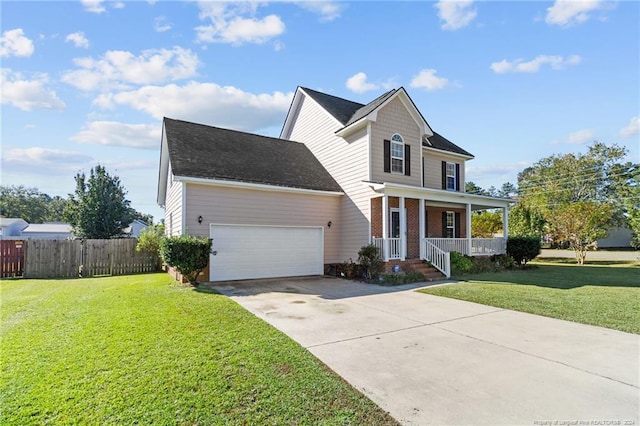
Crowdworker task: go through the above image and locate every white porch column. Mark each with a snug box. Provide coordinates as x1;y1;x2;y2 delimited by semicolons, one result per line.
399;196;406;260
419;198;425;259
503;206;509;238
382;195;389;261
466;203;472;256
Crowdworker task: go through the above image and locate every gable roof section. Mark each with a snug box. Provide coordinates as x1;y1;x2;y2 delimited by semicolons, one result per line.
163;118;342;193
424;132;474;158
299;87;366;126
299;86;475;156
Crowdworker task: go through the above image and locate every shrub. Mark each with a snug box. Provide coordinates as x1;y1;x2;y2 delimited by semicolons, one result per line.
135;224;164;270
450;251;473;276
506;236;541;267
160;235;212;285
380;271;425;285
357;245;382;280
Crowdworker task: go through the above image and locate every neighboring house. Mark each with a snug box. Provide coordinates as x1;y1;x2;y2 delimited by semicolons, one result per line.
157;86;512;282
0;218;29;239
124;219;150;238
597;227;633;249
21;222;73;240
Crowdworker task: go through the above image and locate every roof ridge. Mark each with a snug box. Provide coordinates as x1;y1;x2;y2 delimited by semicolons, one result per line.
164;117;303;146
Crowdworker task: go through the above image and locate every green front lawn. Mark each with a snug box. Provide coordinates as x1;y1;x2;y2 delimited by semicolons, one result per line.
1;274;397;425
419;259;640;334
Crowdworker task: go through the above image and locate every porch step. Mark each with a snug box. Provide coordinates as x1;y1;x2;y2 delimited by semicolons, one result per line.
383;259;444;281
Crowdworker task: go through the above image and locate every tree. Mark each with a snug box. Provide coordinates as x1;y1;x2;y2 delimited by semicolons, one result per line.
0;185;49;223
0;186;70;223
547;201;613;265
471;211;502;238
465;181;488;195
508;203;546;238
65;165;134;239
517;142;631;263
136;224;164;270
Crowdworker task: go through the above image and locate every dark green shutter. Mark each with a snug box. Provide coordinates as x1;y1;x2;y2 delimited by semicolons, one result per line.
384;140;390;173
404;145;411;176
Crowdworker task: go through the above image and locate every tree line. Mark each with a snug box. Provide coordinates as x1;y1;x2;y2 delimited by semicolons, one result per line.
469;142;639;263
0;165;154;239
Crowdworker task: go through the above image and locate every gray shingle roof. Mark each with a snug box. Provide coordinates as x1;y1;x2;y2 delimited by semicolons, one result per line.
423;132;474;158
163;118;342;193
301;87;473;157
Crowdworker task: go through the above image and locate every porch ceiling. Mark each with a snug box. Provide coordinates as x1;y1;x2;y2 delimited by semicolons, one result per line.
365;181;514;210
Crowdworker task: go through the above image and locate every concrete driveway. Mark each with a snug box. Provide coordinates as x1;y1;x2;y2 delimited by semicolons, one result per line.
209;277;640;425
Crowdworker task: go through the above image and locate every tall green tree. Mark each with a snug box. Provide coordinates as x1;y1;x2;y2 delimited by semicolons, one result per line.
65;165;134;239
517;142;634;262
0;186;70;223
471;211;502;238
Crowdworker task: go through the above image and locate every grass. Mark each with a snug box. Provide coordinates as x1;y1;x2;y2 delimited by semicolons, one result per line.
419;258;640;334
1;273;397;425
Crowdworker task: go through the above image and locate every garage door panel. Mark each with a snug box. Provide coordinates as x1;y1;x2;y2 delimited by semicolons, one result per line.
210;225;323;281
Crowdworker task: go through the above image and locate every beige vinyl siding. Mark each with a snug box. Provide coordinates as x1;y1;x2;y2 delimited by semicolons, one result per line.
287;94;373;261
370;97;422;186
164;166;183;236
184;183;341;264
423;151;467;191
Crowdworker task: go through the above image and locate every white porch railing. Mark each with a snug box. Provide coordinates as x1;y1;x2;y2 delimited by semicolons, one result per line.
471;238;506;255
424;238;506;256
423;239;450;278
372;237;402;260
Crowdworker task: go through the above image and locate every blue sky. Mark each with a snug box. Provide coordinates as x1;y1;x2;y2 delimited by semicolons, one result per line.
1;0;638;222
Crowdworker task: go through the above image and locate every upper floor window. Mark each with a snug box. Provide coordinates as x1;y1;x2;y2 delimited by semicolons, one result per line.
384;135;410;176
446;162;456;190
391;134;404;174
442;161;459;191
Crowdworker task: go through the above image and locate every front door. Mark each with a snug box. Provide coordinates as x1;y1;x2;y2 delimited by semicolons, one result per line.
390;208;400;238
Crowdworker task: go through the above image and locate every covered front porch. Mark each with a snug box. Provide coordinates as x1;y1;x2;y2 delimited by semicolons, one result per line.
367;182;513;277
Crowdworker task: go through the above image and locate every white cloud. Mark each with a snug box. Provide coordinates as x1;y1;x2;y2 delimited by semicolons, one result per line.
566;129;596;144
0;68;66;111
81;0;105;13
346;72;379;94
434;0;477;30
490;54;581;73
154;16;172;33
1;147;93;174
195;2;285;45
619;116;640;138
71;121;161;149
546;0;603;27
295;1;345;22
1;28;34;58
94;83;293;132
61;46;199;91
409;69;450;91
65;32;89;49
113;2;125;9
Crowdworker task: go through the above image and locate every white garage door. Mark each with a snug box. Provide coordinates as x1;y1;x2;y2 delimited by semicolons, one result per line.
210;224;323;282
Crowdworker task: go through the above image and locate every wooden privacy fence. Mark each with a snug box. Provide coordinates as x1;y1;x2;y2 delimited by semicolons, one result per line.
1;240;25;278
0;239;159;279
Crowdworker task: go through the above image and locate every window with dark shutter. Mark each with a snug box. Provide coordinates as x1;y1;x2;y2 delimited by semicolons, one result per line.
441;162;446;189
455;164;460;191
455;213;461;238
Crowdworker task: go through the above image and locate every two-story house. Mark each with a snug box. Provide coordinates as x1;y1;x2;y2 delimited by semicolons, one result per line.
157;86;512;282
